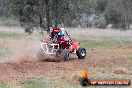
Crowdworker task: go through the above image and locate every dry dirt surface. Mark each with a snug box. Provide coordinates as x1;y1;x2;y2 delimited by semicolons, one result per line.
0;45;132;83
0;27;132;84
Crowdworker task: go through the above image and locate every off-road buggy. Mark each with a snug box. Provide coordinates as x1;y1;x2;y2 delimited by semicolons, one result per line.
38;28;86;61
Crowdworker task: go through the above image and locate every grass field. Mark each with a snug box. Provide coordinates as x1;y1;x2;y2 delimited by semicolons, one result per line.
0;27;132;88
0;32;24;39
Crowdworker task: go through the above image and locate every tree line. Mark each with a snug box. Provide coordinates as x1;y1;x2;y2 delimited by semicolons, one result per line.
0;0;132;33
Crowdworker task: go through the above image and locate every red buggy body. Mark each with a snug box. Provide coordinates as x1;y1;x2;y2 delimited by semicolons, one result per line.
40;28;86;61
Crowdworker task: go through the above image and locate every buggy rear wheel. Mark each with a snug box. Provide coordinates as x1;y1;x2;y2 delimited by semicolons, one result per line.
61;49;70;61
76;48;86;59
36;48;46;60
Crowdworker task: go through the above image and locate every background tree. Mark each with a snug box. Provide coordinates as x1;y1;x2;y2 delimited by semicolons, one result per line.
0;0;10;17
0;0;132;31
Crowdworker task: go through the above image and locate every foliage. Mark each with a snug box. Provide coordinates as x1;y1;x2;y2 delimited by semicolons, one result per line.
0;0;132;30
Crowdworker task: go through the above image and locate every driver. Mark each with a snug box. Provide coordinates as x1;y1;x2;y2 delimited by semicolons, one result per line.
58;28;65;41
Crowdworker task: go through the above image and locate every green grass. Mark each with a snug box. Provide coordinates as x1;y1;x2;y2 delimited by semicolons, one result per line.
21;78;82;88
22;78;54;88
0;83;8;88
22;81;45;88
0;46;9;58
0;32;24;39
79;39;132;49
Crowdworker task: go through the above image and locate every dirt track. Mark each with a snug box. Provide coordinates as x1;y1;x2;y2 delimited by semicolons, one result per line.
0;27;132;84
0;46;132;83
